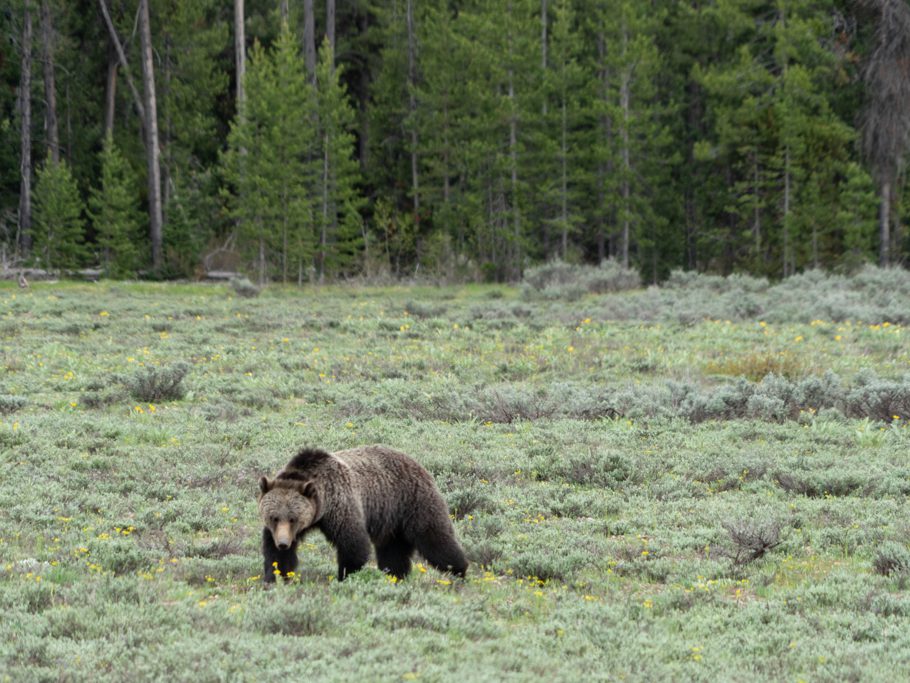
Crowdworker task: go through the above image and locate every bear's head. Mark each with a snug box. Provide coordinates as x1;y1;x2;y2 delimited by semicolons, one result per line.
258;478;321;550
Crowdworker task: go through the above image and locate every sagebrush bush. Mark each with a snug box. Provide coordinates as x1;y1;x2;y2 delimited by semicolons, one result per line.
230;276;260;298
0;395;26;415
127;363;190;402
872;542;910;577
522;259;640;299
722;518;783;566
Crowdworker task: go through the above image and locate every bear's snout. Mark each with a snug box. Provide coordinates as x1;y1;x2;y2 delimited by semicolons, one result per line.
273;521;294;550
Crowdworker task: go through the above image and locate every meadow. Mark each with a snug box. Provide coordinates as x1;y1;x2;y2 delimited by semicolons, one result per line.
2;267;910;681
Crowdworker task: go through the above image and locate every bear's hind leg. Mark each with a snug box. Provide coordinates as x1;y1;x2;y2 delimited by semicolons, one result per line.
262;527;299;583
377;535;414;579
415;529;468;578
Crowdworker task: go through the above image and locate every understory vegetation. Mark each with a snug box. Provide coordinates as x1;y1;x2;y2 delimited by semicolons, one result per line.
1;269;909;681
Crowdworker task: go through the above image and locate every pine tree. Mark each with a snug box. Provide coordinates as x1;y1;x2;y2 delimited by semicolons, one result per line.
89;134;143;278
31;155;87;270
157;0;229;276
837;161;878;269
223;24;317;284
315;37;363;279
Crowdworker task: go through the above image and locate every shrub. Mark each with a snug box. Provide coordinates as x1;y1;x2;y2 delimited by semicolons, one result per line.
872;542;910;577
127;363;191;402
230;276;260;298
0;395;26;415
522;259;640;299
722;518;783;566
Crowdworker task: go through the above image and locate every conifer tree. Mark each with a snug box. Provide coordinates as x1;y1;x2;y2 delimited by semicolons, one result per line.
315;38;363;279
89;135;142;278
31;155;87;270
223;24;316;284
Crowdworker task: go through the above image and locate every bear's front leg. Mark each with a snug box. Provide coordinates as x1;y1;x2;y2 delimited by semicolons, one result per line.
262;527;299;583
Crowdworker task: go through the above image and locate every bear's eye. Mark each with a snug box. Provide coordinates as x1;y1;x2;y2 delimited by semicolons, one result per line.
288;517;297;525
270;516;279;525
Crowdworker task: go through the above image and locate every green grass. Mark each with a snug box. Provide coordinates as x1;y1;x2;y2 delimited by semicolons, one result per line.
1;280;909;681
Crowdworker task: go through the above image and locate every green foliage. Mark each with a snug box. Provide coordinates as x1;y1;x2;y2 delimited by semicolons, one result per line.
89;135;143;278
31;156;87;270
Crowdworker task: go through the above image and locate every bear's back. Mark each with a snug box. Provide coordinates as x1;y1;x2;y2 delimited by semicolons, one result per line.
333;445;445;540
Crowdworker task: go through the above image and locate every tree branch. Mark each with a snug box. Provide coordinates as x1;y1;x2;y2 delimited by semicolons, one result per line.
97;0;146;129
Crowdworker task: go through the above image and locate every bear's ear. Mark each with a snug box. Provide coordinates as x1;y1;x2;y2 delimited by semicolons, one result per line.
259;476;273;495
299;480;318;499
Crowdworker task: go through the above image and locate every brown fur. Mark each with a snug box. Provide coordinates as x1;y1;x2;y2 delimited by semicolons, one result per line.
258;445;468;582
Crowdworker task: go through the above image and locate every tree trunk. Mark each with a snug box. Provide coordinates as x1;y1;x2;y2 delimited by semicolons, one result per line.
280;0;289;24
596;28;607;262
509;68;521;278
304;0;316;82
40;0;59;163
104;49;118;137
320;132;329;282
541;0;547;116
752;153;761;256
782;145;791;276
139;0;164;270
98;0;146;125
620;79;630;266
560;97;568;258
19;1;33;256
327;0;336;60
235;0;245;109
879;179;891;266
406;0;419;214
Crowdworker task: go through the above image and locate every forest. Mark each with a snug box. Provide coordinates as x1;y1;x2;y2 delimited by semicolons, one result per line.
2;0;910;283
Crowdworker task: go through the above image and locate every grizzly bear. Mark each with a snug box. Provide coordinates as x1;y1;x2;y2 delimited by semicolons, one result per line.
258;445;468;582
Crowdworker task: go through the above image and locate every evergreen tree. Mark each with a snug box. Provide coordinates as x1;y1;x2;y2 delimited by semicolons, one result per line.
837;161;878;268
223;23;317;284
315;38;363;279
89;134;143;278
31;154;87;270
536;0;586;260
157;0;229;275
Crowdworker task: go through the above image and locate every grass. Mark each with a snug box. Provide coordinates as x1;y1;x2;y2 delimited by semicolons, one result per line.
1;278;909;681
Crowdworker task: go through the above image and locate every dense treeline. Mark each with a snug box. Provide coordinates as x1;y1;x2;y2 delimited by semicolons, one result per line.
1;0;909;282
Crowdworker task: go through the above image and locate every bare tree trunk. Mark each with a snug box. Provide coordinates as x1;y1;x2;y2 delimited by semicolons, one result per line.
596;28;607;262
304;0;317;81
98;0;146;125
327;0;335;60
879;179;891;266
560;97;568;258
235;0;245;109
40;0;59;163
19;1;33;256
782;145;791;276
509;68;521;278
620;80;630;266
406;0;419;215
752;154;761;256
320;132;329;282
541;0;547;116
139;0;163;270
280;0;289;24
104;49;118;137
